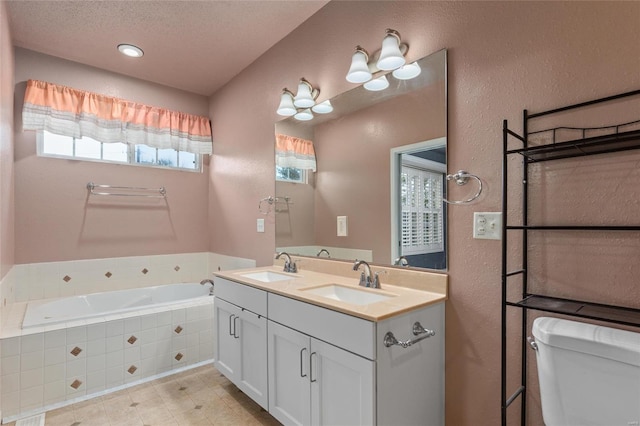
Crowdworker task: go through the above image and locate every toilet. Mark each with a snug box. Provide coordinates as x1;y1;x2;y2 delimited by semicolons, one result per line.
531;317;640;426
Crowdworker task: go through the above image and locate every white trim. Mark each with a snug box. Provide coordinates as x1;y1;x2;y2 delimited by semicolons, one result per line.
390;137;446;264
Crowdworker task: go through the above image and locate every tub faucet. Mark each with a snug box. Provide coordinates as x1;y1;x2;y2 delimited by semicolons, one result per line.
316;249;331;258
353;260;381;288
200;279;215;295
276;252;297;273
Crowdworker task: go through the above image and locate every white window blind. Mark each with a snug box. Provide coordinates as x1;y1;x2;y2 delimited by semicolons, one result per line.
400;166;444;255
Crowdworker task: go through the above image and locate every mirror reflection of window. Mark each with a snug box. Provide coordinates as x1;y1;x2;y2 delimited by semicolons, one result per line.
400;162;444;257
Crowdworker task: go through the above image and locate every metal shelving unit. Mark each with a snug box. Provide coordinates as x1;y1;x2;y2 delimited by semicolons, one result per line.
500;90;640;425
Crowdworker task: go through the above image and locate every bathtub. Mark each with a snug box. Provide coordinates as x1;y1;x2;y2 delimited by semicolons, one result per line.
3;282;215;422
22;282;212;328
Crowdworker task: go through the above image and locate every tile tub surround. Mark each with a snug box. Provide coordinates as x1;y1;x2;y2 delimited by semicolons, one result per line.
0;297;214;423
1;251;256;306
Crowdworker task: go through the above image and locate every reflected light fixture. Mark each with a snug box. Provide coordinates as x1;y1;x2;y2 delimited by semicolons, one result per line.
277;78;324;120
293;78;318;108
117;43;144;58
346;46;372;83
363;75;389;92
294;109;314;121
277;89;297;116
312;100;333;114
392;61;422;80
376;29;406;71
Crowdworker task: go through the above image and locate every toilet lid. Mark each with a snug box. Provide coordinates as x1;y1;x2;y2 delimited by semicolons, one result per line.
532;317;640;367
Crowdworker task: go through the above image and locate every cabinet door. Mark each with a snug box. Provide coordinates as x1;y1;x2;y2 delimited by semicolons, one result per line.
268;320;312;426
213;298;240;379
236;309;268;410
310;338;375;426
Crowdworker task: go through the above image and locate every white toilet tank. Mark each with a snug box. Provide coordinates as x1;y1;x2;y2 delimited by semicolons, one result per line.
532;317;640;426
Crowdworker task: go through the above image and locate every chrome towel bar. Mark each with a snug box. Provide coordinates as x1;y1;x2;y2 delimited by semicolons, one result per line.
86;182;167;198
383;322;436;348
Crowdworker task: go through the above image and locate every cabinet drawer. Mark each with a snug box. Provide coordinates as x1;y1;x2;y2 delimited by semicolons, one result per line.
214;277;267;317
268;293;375;360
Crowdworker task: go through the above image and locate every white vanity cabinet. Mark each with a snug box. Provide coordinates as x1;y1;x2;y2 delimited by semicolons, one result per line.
267;313;375;426
214;275;445;426
213;278;268;409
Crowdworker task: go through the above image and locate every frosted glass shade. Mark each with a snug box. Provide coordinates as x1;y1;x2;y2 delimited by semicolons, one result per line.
294;109;313;121
346;48;372;83
312;100;333;114
363;75;389;91
294;80;315;108
276;91;296;116
392;62;422;80
376;32;406;71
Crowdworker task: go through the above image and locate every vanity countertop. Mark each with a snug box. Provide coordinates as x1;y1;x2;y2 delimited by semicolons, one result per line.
213;265;447;322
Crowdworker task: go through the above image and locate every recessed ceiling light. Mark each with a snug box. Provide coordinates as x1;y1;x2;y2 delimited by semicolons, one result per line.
117;44;144;58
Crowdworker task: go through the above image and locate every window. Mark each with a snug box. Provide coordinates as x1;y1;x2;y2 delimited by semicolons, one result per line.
400;165;444;255
276;166;307;184
38;131;200;171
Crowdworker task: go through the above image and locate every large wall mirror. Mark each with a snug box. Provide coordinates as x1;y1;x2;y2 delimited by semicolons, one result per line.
275;49;447;270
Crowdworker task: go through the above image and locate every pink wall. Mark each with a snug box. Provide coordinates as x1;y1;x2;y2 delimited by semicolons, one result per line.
208;2;640;424
0;0;14;279
13;48;211;263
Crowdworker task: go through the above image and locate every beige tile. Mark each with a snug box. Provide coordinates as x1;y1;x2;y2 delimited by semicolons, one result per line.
39;365;280;426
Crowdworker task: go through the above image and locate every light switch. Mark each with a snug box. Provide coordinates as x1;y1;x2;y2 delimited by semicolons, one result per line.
337;216;348;237
257;218;265;233
473;212;502;240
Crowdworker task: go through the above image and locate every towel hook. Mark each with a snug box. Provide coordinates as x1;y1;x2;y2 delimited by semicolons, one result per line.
443;170;482;204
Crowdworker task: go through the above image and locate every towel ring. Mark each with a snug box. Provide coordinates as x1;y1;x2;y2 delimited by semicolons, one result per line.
258;196;275;215
443;170;482;204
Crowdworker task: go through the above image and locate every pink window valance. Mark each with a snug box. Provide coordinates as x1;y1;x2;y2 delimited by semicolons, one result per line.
22;79;213;154
275;133;317;172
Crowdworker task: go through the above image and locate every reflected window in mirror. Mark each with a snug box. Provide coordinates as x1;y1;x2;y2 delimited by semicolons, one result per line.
276;166;308;184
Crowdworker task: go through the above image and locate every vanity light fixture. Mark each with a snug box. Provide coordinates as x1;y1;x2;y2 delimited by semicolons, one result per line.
346;46;373;83
346;29;416;90
376;29;406;71
117;43;144;58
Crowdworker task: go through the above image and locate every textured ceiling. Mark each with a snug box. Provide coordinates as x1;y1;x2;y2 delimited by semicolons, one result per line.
5;0;329;96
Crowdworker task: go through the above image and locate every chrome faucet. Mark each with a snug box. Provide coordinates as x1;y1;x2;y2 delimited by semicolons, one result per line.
316;248;331;258
200;279;215;295
276;252;297;273
394;256;409;267
352;260;381;288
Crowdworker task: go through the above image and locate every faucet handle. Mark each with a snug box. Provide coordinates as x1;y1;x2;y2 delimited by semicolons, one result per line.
283;261;290;272
290;261;298;273
358;271;368;287
372;272;382;289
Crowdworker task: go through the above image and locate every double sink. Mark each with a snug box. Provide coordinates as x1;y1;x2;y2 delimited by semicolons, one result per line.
238;270;397;307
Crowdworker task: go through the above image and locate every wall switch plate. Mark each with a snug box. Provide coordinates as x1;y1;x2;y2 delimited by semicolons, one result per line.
473;212;502;240
257;218;265;233
337;216;348;237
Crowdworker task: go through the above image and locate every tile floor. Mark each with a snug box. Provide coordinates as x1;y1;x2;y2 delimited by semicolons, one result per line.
5;365;280;426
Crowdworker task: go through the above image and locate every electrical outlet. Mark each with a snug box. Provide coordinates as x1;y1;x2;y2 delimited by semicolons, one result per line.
473;212;502;240
257;218;265;233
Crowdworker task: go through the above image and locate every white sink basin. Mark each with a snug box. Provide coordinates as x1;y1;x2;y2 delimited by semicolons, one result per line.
301;284;396;306
240;271;297;283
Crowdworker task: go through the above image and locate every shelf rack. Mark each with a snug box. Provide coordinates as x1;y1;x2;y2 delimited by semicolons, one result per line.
500;89;640;425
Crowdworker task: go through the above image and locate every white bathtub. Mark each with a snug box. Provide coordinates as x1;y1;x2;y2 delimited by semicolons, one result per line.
22;282;212;328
